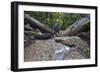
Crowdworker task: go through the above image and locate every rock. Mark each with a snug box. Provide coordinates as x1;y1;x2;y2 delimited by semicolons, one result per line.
55;36;90;58
62;38;90;58
24;39;89;62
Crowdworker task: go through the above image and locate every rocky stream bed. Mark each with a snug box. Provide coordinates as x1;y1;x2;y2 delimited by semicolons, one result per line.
24;37;90;62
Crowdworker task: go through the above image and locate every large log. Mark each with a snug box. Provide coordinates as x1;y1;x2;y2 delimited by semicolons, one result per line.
58;18;90;36
55;36;81;45
34;33;53;40
24;31;53;39
24;24;35;31
24;31;41;35
24;14;55;34
78;31;90;40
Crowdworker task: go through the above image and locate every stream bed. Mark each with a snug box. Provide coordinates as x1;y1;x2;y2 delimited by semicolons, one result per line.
24;39;86;62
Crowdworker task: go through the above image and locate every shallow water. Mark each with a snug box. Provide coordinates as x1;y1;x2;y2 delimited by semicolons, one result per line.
54;44;71;60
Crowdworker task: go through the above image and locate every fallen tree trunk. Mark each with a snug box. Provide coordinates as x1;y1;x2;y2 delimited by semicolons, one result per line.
24;31;53;39
24;31;41;35
55;36;81;45
78;31;90;40
24;14;55;34
58;18;90;36
24;24;35;31
34;33;53;40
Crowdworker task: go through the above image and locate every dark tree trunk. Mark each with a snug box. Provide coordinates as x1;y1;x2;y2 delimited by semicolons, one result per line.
24;14;55;34
24;24;35;31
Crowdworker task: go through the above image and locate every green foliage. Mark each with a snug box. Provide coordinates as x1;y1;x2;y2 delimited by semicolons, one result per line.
25;11;80;29
84;20;90;29
62;13;80;29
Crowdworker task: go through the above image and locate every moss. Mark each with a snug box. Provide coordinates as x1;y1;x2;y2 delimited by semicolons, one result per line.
32;32;40;35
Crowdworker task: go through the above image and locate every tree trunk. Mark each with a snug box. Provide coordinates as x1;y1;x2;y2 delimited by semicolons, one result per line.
24;31;53;39
24;14;55;34
58;18;90;36
24;31;41;35
24;24;35;31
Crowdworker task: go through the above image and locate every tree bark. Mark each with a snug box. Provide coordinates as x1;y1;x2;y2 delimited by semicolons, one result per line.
58;18;90;36
24;14;55;34
24;24;35;31
24;31;41;35
24;31;53;39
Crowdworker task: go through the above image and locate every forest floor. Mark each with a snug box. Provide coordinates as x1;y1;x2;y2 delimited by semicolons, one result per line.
24;38;88;62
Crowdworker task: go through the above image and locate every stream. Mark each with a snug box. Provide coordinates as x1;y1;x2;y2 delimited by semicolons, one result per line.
54;45;71;60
